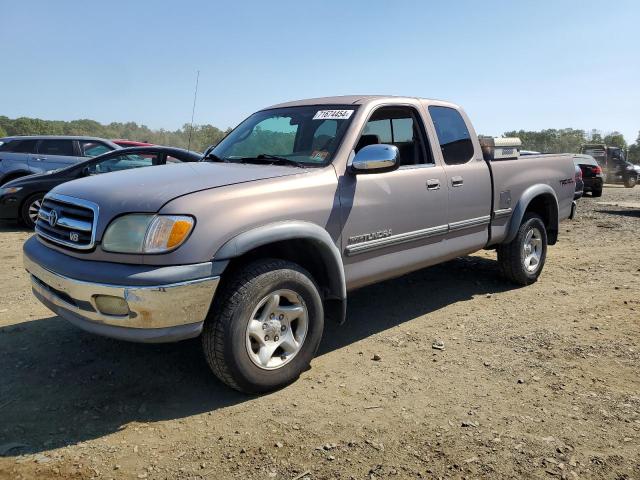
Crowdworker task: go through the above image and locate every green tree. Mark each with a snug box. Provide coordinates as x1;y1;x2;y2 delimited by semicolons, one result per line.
588;129;604;143
628;131;640;164
503;128;586;153
603;131;627;149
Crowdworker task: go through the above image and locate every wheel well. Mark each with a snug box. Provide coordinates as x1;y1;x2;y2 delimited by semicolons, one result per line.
20;191;47;211
0;171;30;186
524;194;558;244
222;239;334;300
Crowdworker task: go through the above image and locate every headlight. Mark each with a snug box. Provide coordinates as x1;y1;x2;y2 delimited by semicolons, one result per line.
0;186;22;196
102;214;194;254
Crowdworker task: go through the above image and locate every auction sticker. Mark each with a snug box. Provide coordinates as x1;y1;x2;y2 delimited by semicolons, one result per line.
313;109;354;120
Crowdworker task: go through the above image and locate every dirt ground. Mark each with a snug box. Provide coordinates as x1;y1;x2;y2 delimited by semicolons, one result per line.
0;185;638;480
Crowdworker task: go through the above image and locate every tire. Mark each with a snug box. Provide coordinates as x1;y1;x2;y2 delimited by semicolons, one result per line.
623;175;637;188
497;213;548;286
20;193;45;229
202;259;324;394
591;187;603;197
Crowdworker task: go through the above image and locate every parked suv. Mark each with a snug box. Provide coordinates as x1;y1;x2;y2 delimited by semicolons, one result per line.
0;136;120;186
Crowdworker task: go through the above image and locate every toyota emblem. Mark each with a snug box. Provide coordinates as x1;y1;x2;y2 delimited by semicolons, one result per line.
48;209;58;227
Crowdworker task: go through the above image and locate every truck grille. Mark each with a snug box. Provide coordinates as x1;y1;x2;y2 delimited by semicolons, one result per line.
35;194;99;250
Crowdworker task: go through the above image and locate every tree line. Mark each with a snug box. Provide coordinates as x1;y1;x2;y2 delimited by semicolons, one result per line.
1;115;638;163
501;128;639;163
0;116;230;153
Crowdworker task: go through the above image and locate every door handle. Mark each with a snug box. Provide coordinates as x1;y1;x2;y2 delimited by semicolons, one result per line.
451;176;464;187
34;157;47;162
426;179;441;190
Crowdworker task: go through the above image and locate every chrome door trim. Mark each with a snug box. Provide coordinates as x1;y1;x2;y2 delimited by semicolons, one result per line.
448;215;491;232
492;208;512;219
345;224;449;256
345;215;491;256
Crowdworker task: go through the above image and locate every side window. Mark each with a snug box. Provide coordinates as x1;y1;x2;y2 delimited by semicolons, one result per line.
3;139;38;153
358;107;431;166
165;155;184;164
80;140;112;157
38;140;75;156
428;106;474;165
86;153;158;175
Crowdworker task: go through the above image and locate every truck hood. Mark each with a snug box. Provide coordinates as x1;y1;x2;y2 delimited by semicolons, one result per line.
51;161;304;213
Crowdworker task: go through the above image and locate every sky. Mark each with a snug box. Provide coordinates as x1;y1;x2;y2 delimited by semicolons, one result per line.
1;0;639;143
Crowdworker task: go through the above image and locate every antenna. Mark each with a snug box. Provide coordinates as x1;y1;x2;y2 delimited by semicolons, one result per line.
187;70;200;152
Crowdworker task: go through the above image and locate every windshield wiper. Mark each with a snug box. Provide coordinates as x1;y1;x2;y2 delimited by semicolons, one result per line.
202;152;227;163
235;154;307;168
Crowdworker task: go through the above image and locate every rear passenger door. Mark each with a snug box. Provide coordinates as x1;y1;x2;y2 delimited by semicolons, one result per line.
29;139;80;172
428;106;492;253
340;105;448;289
0;139;38;178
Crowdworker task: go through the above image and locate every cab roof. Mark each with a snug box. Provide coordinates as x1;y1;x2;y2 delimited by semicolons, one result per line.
266;95;459;110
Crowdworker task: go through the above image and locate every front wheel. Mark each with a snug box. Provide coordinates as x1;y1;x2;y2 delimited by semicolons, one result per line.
624;175;637;188
202;259;324;394
497;213;548;286
21;193;45;229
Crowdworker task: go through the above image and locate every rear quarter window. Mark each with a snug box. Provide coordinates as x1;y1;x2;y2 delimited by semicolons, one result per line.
428;106;475;165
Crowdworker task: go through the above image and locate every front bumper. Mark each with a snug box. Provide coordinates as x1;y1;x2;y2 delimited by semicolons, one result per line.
24;251;219;343
582;177;603;191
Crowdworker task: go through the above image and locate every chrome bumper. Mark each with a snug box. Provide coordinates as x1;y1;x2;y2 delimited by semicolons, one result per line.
24;255;219;342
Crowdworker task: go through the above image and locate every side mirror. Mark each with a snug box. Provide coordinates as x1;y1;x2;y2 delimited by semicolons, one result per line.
350;144;400;174
80;167;90;177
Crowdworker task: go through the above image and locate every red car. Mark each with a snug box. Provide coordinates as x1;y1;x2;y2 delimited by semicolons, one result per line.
112;139;154;148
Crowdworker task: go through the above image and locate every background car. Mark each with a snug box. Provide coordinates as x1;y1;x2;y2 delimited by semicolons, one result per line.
574;163;584;200
572;154;604;197
580;144;637;188
112;139;154;147
0;136;120;185
0;146;201;227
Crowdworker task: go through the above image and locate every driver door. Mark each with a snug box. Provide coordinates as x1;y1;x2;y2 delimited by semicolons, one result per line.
339;105;448;290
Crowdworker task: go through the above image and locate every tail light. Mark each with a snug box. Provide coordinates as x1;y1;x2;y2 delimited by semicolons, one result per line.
591;165;602;174
575;168;582;180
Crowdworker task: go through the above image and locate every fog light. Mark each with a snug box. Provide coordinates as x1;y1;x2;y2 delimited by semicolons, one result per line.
94;295;129;316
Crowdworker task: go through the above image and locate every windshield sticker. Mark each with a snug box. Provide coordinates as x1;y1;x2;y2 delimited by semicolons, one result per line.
313;110;354;121
311;150;329;161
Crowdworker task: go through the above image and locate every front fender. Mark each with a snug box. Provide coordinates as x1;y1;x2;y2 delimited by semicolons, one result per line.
214;221;347;323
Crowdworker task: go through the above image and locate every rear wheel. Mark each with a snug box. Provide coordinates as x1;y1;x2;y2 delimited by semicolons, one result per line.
624;175;637;188
20;193;45;229
202;259;324;394
497;213;547;286
591;186;603;197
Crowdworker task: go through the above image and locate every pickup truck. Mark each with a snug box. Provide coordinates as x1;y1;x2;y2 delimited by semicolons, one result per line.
23;96;577;393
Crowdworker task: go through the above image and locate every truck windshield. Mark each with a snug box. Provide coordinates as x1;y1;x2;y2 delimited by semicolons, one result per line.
209;105;357;166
